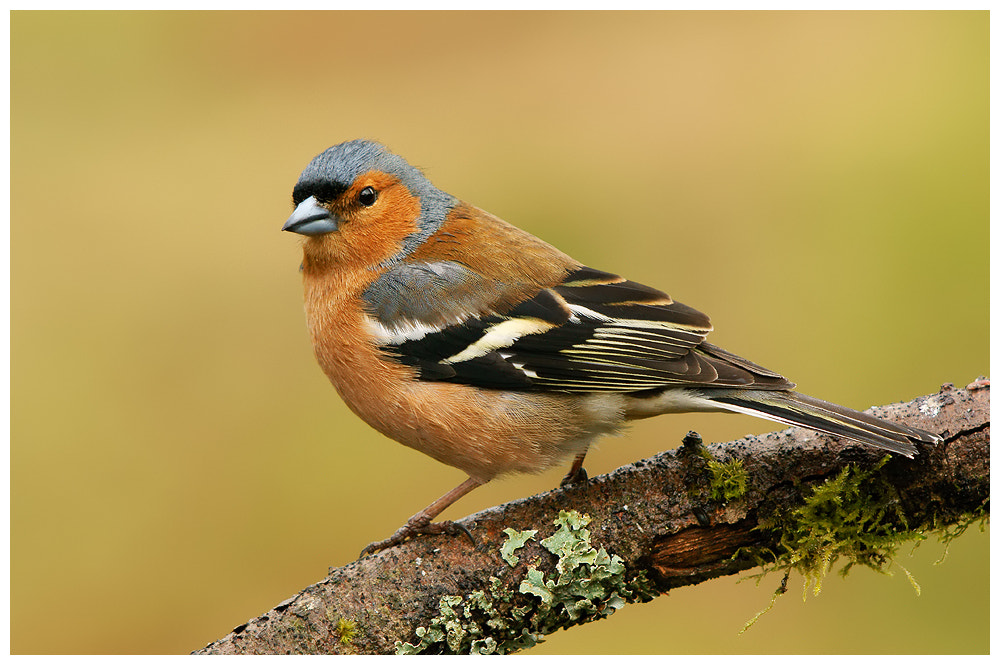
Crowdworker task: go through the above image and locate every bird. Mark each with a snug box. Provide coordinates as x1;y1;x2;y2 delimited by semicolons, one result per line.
282;139;941;556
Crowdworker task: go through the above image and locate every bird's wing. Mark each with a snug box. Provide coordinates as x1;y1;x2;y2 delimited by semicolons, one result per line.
365;264;792;393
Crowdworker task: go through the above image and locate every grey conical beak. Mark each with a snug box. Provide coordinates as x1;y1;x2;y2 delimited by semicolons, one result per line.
282;196;341;236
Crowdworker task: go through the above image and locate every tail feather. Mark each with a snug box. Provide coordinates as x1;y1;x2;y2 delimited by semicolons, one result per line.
707;390;941;458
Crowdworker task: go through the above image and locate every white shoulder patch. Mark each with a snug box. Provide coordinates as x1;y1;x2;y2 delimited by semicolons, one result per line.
363;314;465;346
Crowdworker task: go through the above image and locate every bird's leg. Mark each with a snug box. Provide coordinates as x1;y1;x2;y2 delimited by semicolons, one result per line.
560;451;589;487
359;477;483;557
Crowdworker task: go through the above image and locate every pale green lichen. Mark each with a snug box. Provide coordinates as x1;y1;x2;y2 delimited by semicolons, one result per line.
519;511;627;626
395;580;541;655
396;510;652;654
500;528;537;566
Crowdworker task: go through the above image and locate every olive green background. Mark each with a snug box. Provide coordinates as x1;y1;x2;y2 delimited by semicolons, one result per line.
11;11;988;655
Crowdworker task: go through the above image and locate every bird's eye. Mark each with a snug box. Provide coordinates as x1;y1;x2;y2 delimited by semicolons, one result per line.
358;186;378;207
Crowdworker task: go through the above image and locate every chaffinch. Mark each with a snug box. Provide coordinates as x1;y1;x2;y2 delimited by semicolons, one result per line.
283;139;940;556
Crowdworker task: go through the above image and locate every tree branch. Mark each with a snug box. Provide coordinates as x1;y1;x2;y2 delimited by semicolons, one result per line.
195;380;989;655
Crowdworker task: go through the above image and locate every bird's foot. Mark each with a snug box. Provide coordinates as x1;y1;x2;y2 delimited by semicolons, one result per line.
560;465;589;487
359;516;474;558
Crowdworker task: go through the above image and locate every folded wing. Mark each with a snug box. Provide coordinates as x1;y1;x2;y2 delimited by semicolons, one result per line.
366;264;793;394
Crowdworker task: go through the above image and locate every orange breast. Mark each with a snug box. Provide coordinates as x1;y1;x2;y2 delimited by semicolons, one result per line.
301;264;608;481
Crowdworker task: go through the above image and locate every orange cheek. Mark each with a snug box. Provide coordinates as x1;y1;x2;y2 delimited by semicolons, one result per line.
342;185;420;266
340;185;423;264
304;184;423;272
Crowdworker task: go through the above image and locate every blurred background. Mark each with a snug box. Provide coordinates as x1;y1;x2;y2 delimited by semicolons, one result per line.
11;11;988;655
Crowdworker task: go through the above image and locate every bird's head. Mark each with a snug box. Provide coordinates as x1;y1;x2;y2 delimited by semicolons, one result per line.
283;140;456;269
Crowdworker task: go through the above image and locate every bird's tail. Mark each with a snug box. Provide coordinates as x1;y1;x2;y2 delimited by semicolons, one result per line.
704;389;941;458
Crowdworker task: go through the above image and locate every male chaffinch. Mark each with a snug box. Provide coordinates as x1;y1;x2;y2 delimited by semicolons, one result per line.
283;139;941;556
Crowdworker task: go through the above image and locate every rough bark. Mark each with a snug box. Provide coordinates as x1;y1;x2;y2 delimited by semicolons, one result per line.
195;380;989;655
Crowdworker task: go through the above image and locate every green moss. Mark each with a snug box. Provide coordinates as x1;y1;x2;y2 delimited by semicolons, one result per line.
739;571;789;635
768;457;926;595
681;432;747;504
741;456;930;631
706;456;749;503
933;500;989;564
396;510;655;654
732;456;990;632
335;618;357;645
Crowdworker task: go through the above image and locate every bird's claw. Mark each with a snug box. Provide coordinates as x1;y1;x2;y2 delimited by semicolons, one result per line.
359;518;475;558
444;520;476;546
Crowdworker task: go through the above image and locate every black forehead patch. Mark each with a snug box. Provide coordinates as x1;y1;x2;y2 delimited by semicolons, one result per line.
292;141;398;206
292;179;347;205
